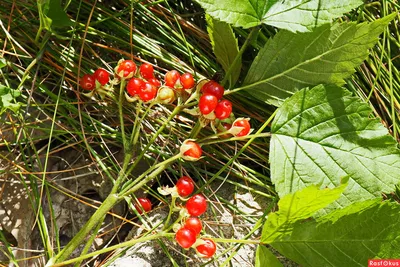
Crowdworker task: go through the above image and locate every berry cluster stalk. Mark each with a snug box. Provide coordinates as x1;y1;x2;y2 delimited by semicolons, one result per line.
45;79;182;266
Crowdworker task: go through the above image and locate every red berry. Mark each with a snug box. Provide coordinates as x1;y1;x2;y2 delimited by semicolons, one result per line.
214;100;232;120
80;74;95;90
135;197;152;214
93;68;110;85
126;78;144;96
175;227;196;249
148;78;161;87
199;94;218;115
186;194;207;217
140;63;154;80
233;119;251;137
183;141;202;159
184;217;202;236
196;238;216;258
180;73;195;89
176;176;194;197
164;70;180;87
117;60;137;78
139;82;158;102
201;81;224;100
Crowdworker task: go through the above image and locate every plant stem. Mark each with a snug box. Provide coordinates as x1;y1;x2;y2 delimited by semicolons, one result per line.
111;81;135;191
220;26;260;87
163;212;184;233
47;152;179;265
51;232;174;267
212;238;260;245
162;196;177;230
46;194;120;265
118;79;128;152
49;104;181;263
189;120;202;138
220;197;278;266
111;145;133;193
132;102;155;146
119;153;181;197
129;101;142;145
124;105;182;179
199;132;271;145
74;216;105;267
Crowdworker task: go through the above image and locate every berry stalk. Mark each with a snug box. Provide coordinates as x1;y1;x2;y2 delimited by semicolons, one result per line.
122;105;183;183
47;152;181;264
118;79;128;153
162;196;177;230
119;153;181;197
51;232;175;267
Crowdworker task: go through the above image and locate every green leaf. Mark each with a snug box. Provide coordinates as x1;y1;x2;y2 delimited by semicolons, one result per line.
0;85;21;114
242;14;395;107
0;58;6;69
38;0;73;31
255;245;283;267
206;15;241;87
196;0;362;32
47;0;73;28
270;84;400;214
271;200;400;266
38;0;52;31
261;183;347;243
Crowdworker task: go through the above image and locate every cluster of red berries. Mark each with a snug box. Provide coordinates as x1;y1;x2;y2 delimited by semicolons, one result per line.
124;61;161;102
199;81;231;120
80;59;252;138
170;176;217;258
164;70;195;90
77;60;258;262
135;176;217;258
80;59;195;104
79;68;110;90
133;140;203;213
125;66;195;103
196;81;251;137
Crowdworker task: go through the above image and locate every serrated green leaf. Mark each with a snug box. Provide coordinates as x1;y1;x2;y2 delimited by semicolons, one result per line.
206;15;241;87
255;245;283;267
270;84;400;214
317;198;380;223
261;183;347;243
242;14;395;107
0;85;21;114
196;0;362;32
271;200;400;266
